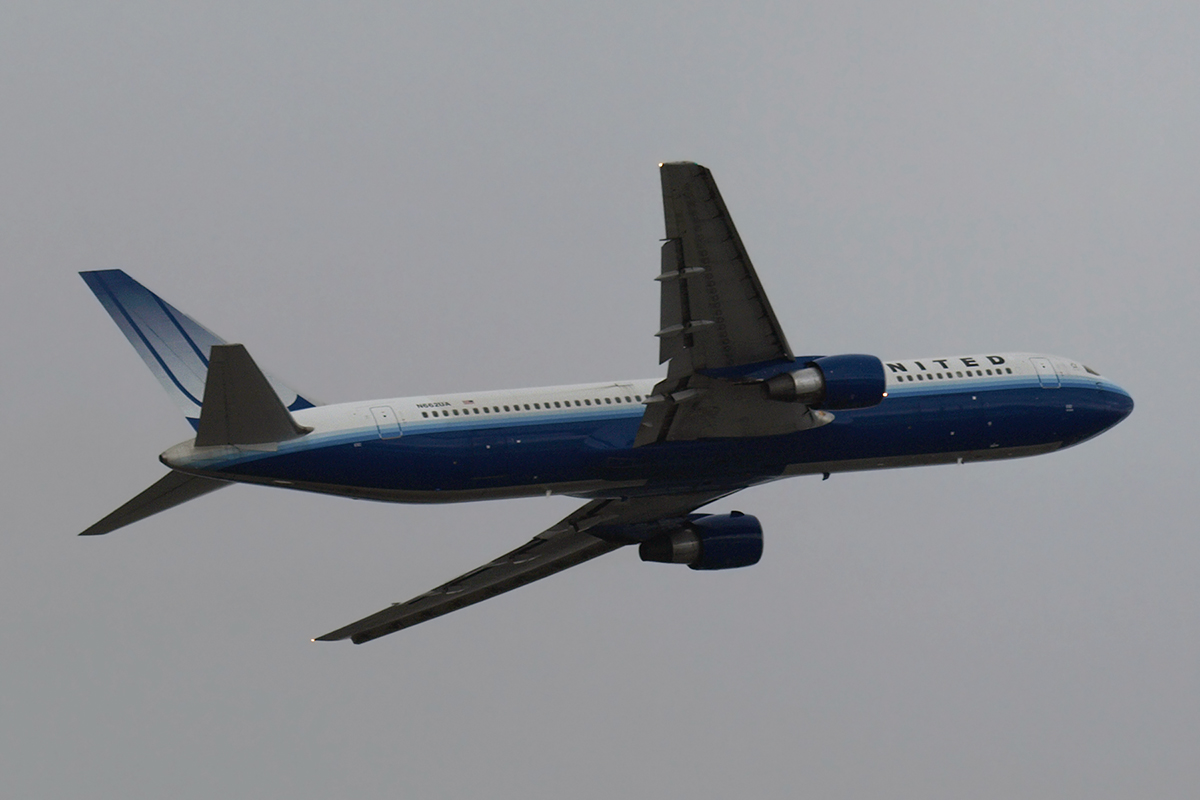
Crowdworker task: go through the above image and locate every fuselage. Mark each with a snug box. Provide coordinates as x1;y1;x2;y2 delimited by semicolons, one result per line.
161;352;1133;503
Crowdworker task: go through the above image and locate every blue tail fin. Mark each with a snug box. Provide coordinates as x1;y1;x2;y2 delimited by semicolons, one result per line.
81;270;319;429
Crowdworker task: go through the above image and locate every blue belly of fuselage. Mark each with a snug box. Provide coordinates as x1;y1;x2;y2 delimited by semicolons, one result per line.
202;382;1131;501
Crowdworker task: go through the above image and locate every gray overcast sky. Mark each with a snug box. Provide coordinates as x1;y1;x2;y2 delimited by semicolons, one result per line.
3;3;1197;798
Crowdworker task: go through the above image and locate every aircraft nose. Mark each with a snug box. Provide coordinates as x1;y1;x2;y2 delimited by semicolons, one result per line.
1064;382;1133;447
1100;384;1134;429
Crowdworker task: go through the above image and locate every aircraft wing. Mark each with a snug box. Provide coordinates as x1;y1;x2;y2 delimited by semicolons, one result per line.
655;161;793;373
315;490;732;643
637;162;815;445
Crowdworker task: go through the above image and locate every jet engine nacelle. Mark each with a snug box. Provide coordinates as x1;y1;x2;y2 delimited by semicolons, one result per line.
638;512;763;570
765;353;886;410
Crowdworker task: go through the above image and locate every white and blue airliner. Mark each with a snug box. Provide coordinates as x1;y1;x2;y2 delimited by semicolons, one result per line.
80;162;1133;643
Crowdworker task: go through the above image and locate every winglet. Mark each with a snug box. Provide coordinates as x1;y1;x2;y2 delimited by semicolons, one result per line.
195;344;313;446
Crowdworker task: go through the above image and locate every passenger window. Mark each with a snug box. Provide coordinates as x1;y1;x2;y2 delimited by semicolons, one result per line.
452;409;459;416
605;398;612;404
422;412;428;418
625;396;632;402
584;399;591;405
534;403;541;409
483;407;490;414
1006;368;1012;374
524;404;530;410
956;371;962;377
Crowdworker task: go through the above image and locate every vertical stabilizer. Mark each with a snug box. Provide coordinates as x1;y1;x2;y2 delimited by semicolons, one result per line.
80;270;318;428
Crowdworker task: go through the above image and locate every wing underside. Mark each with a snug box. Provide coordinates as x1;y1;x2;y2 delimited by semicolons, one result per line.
316;490;733;643
656;162;792;373
637;162;804;446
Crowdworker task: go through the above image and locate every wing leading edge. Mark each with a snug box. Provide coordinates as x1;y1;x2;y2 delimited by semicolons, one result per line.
315;490;733;643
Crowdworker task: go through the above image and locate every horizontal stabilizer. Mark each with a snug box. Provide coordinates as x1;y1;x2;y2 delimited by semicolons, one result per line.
80;471;230;536
195;344;313;446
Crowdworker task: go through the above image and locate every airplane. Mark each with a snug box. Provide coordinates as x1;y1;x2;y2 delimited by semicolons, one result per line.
79;162;1134;644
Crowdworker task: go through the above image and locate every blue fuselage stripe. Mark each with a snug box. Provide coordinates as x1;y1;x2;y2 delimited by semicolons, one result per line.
196;380;1132;497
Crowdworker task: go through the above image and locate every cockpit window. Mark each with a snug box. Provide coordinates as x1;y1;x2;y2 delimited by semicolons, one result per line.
1084;365;1100;376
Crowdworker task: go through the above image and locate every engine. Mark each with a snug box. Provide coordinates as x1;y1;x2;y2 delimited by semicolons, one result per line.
638;512;763;570
764;353;886;409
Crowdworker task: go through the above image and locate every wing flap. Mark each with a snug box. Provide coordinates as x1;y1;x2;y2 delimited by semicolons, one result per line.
635;373;833;446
